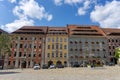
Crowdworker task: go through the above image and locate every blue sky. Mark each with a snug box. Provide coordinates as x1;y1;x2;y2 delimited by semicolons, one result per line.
0;0;120;33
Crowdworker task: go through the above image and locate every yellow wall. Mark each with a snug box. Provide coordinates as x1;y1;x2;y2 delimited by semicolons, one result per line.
46;35;68;65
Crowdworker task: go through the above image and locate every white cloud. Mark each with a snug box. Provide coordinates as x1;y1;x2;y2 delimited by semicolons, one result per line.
1;0;53;33
54;0;63;6
9;0;16;3
78;0;91;15
64;0;83;5
1;18;34;33
90;0;120;28
14;0;52;21
53;0;93;16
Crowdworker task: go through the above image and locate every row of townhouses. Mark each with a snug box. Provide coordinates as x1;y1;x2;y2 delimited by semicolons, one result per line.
1;25;120;68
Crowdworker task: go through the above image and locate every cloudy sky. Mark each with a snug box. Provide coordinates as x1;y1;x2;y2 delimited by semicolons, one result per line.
0;0;120;33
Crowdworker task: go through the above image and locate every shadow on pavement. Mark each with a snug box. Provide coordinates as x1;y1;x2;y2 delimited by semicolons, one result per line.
0;71;20;75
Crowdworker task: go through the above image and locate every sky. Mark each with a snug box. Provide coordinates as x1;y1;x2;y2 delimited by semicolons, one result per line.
0;0;120;33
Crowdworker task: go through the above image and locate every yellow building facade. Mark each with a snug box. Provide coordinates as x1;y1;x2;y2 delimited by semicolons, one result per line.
45;27;68;67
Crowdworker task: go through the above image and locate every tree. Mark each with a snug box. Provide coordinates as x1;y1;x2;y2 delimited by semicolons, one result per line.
0;33;12;69
115;47;120;59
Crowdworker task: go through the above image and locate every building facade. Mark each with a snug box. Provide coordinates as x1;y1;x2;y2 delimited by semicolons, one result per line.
68;25;109;66
7;26;47;68
1;25;120;68
45;27;68;67
102;28;120;64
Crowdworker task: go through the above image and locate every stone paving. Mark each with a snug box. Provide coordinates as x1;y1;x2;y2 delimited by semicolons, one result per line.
0;66;120;80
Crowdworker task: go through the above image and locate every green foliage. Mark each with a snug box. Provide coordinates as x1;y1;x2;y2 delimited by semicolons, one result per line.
115;47;120;59
0;33;12;56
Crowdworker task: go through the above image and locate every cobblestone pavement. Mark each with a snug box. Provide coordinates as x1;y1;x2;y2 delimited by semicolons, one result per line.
0;66;120;80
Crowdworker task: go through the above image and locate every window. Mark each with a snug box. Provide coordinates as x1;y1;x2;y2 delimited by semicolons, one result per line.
56;44;58;49
92;49;95;51
85;42;88;44
52;52;54;57
33;54;36;57
14;52;16;57
52;44;54;49
39;45;41;48
64;38;67;42
21;37;23;40
56;37;58;42
39;38;42;40
79;41;82;44
25;37;27;40
20;44;22;48
8;61;10;65
24;54;26;57
79;49;82;52
47;53;50;57
56;52;58;57
47;38;50;42
39;54;41;57
91;42;94;44
70;41;73;44
24;44;27;48
97;49;100;51
64;45;67;49
60;44;62;49
96;42;99;44
102;42;105;44
70;48;73;51
112;39;114;42
60;52;62;57
15;44;17;47
64;53;67;58
110;52;111;55
19;52;22;57
75;49;78;51
60;38;62;42
48;45;50;49
29;44;32;48
75;41;77;44
29;54;31;57
34;46;36;48
103;49;106;51
109;46;111;49
52;38;54;42
113;46;115;49
13;61;15;66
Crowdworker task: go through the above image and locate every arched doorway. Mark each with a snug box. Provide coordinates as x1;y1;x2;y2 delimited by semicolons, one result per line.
48;61;53;67
22;61;26;68
64;61;67;67
56;61;62;66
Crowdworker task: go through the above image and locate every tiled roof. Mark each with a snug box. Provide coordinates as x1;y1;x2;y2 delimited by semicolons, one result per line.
12;26;48;34
67;25;106;36
102;28;120;36
47;27;68;34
